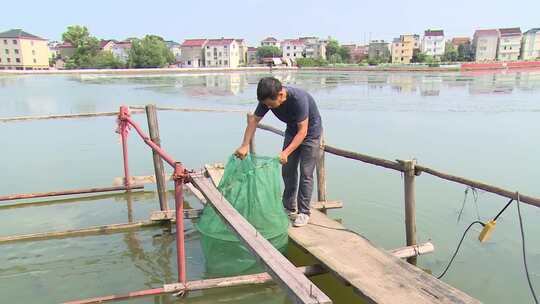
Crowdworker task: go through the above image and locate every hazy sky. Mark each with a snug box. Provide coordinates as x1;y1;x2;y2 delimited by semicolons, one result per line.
2;0;539;45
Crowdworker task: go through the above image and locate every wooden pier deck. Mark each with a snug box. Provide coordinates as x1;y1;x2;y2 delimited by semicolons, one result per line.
205;164;480;304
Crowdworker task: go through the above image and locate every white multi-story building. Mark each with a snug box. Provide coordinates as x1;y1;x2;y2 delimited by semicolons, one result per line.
299;37;326;60
281;39;305;60
165;40;182;62
521;28;540;60
497;27;522;61
204;38;240;68
473;29;500;61
422;29;445;58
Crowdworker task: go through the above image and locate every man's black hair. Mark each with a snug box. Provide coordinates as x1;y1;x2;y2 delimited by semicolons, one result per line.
257;77;282;102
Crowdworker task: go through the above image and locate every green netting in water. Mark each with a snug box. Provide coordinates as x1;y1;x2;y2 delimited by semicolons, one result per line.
196;154;290;277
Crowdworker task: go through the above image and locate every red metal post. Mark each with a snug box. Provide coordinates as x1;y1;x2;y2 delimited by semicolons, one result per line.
118;106;131;190
173;162;187;286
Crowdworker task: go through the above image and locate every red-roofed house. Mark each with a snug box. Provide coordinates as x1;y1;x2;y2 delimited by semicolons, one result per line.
99;40;117;52
422;29;445;58
281;39;305;60
180;39;207;67
473;29;499;61
497;27;521;61
112;41;132;63
204;39;240;67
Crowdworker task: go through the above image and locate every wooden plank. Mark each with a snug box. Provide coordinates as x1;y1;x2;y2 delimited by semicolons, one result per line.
190;174;332;304
311;201;343;210
288;209;480;304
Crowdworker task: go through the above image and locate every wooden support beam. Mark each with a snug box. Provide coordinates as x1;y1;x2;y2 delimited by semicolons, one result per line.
388;242;434;259
190;174;332;304
401;159;417;265
316;136;327;206
145;104;168;211
0;185;144;202
150;201;342;222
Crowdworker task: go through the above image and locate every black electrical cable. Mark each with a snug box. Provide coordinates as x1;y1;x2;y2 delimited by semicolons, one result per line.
516;193;539;304
436;220;485;279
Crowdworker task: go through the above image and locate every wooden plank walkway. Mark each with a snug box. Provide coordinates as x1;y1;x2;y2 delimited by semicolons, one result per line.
205;164;480;304
190;173;332;304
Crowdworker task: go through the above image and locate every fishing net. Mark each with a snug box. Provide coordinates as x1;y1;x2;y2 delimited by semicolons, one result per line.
196;154;290;277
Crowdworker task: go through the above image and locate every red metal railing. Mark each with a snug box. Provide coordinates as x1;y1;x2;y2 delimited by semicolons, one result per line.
117;105;187;285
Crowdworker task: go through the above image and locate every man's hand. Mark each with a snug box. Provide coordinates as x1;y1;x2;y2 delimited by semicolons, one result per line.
234;145;249;160
279;151;289;164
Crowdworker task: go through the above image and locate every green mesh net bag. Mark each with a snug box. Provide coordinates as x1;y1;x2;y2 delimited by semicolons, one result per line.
196;154;290;277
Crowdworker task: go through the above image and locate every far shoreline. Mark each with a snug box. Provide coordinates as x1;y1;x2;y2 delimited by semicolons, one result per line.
1;62;540;75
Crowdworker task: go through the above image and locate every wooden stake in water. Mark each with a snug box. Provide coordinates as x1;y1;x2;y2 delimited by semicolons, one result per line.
402;159;417;265
146;104;168;211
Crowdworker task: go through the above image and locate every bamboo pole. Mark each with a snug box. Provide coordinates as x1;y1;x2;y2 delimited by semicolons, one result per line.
0;110;145;123
415;165;540;208
402;160;417;265
0;185;144;202
388;242;434;259
0;213;199;244
146;104;168;211
63;265;326;304
247;114;256;155
257;123;404;171
316;136;327;205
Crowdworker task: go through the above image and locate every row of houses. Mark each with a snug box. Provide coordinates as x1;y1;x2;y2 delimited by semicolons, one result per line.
179;36;328;68
2;26;540;70
371;27;540;63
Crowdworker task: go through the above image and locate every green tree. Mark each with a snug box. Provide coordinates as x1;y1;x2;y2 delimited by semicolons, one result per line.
256;46;282;58
337;47;351;62
457;44;473;62
61;25;100;69
442;42;458;62
128;35;175;68
412;51;429;63
296;57;328;67
325;38;340;58
329;53;343;64
94;51;125;69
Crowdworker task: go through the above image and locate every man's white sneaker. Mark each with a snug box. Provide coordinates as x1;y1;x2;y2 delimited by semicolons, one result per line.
293;213;310;227
287;210;298;220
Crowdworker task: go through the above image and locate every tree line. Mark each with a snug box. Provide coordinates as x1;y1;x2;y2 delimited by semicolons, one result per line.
57;25;175;69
